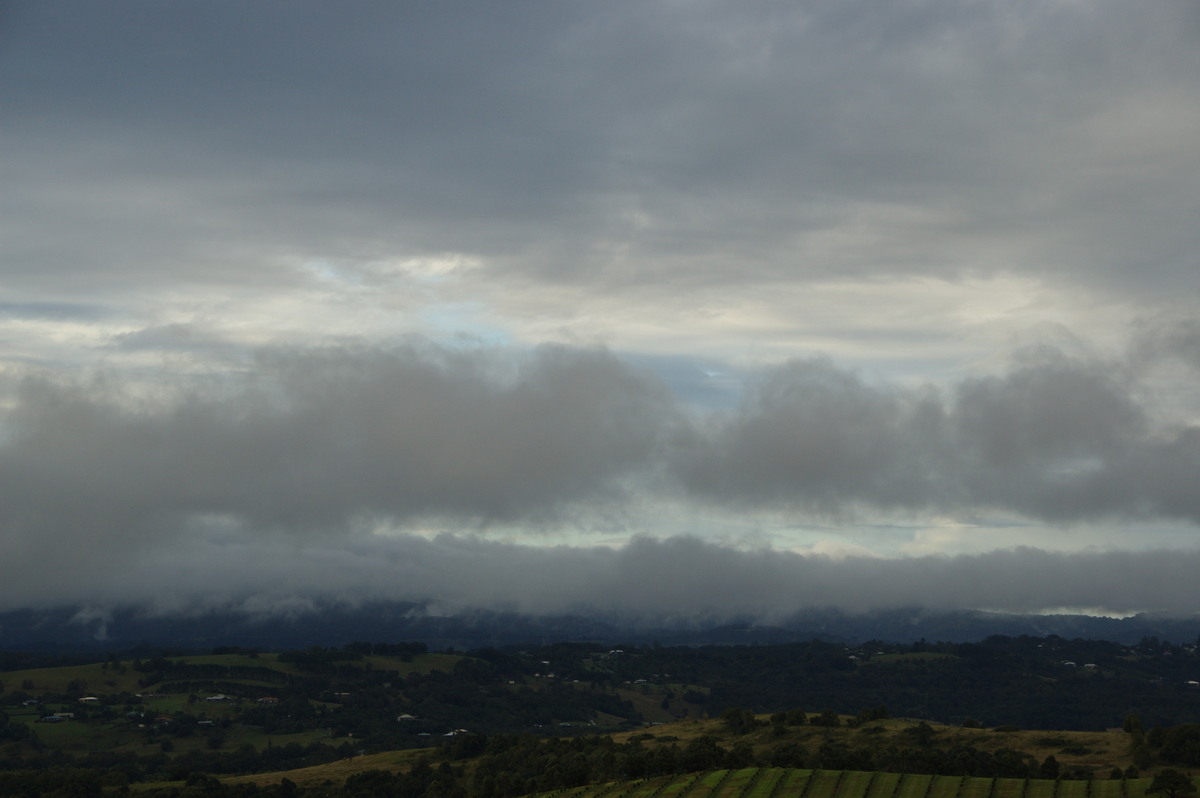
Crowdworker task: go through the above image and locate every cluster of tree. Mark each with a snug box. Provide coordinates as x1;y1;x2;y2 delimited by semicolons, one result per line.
492;636;1200;731
1145;723;1200;768
557;636;1200;731
0;710;38;746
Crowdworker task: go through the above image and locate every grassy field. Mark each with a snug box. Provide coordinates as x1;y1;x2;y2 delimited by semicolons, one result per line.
2;650;464;697
2;661;145;694
607;716;1134;778
216;747;430;789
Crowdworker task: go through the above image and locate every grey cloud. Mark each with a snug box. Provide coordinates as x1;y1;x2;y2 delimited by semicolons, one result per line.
108;323;243;357
6;1;1200;621
679;351;1200;525
0;344;678;563
0;302;110;321
677;359;952;513
1;341;1199;614
1131;320;1200;373
4;1;1199;302
5;532;1199;619
1;341;1198;570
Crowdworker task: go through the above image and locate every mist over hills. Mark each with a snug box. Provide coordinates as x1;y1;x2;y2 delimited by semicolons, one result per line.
3;602;1198;654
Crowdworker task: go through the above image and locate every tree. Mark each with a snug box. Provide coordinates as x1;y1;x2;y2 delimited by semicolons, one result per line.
681;735;726;771
1039;755;1060;780
904;721;937;747
812;709;841;727
720;707;757;734
1150;769;1197;798
770;742;807;768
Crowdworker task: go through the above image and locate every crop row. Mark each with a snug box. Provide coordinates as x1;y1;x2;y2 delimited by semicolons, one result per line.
530;768;1152;798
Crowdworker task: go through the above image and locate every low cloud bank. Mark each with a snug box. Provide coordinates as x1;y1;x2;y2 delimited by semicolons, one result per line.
1;341;1198;614
5;533;1199;620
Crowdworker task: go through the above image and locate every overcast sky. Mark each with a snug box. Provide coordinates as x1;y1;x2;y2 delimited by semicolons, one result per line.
2;1;1200;621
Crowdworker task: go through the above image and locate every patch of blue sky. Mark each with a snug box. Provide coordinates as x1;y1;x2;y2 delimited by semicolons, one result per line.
418;301;514;349
617;352;747;411
299;259;352;285
768;521;925;558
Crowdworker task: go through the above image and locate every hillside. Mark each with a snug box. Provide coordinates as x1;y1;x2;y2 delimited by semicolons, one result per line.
220;713;1144;790
3;637;1200;795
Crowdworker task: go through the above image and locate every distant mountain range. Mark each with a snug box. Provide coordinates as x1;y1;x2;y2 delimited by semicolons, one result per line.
1;601;1198;653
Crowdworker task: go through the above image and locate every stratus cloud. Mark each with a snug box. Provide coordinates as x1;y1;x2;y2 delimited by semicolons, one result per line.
4;533;1199;619
1;340;1199;614
678;348;1200;525
1;341;1197;557
0;344;678;563
4;1;1199;309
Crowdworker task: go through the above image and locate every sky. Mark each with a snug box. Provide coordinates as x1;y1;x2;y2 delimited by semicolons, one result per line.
2;0;1200;623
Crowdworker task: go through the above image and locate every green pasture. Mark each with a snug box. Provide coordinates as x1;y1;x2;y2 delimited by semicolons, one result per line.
805;768;845;798
659;770;705;798
1;662;143;695
696;769;730;793
525;769;1156;798
166;653;298;671
361;652;465;675
13;716;143;752
992;778;1027;798
838;769;875;798
1;651;463;698
960;776;994;798
743;767;784;798
1059;782;1090;798
718;768;763;798
928;774;964;798
869;772;902;798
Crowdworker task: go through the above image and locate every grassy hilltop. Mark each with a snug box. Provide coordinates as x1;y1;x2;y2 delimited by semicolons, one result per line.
210;711;1172;798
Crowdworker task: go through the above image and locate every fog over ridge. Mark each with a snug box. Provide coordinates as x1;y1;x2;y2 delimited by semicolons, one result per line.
13;532;1200;622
